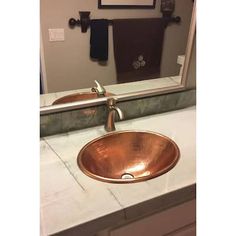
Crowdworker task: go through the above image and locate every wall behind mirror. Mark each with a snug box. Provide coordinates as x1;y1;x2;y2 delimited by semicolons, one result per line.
40;0;194;103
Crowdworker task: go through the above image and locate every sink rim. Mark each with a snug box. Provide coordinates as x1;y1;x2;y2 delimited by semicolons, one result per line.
52;91;114;105
77;130;180;184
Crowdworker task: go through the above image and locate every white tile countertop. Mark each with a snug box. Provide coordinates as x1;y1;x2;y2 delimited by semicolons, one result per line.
40;106;196;236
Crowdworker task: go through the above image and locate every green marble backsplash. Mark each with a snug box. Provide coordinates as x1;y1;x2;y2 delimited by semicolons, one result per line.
40;89;196;137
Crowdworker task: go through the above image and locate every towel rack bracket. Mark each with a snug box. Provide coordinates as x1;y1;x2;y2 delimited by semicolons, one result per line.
163;15;181;27
68;11;91;32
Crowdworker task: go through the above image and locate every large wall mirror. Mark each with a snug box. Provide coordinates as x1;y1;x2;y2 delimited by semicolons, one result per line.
40;0;196;114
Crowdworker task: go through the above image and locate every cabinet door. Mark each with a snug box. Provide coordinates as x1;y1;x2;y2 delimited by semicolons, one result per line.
109;200;196;236
165;222;196;236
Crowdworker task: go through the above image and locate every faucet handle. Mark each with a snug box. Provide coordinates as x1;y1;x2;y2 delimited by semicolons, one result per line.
107;98;124;120
107;97;116;106
91;80;106;96
105;97;124;132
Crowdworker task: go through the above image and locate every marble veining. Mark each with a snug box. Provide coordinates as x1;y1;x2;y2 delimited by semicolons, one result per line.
40;106;196;236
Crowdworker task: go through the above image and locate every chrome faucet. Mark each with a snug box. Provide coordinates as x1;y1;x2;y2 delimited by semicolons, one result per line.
105;98;124;132
91;80;106;97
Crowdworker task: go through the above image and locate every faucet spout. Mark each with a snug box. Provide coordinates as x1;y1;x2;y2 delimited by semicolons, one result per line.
91;80;106;97
113;107;124;120
105;98;124;132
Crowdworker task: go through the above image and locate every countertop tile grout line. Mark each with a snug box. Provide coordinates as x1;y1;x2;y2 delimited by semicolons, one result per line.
107;187;127;220
42;138;86;192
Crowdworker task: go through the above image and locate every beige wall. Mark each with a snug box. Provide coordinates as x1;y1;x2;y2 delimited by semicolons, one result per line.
41;0;193;93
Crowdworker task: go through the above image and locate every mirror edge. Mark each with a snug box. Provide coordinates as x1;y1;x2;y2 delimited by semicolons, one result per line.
40;3;196;116
181;0;196;88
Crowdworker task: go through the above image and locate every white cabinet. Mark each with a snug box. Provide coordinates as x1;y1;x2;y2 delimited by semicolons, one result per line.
97;200;196;236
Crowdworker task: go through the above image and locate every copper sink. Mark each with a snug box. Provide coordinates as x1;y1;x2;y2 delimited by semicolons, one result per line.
77;131;180;183
52;92;114;105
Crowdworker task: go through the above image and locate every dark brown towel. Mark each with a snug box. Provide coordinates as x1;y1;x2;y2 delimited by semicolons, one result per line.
113;18;165;83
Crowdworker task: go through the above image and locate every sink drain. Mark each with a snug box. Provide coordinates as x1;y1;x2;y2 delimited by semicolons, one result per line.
121;173;134;179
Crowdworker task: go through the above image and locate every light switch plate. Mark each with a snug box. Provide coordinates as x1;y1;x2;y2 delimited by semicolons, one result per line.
48;28;65;42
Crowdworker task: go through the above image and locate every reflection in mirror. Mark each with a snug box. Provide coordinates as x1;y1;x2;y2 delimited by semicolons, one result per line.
52;80;114;105
40;0;194;107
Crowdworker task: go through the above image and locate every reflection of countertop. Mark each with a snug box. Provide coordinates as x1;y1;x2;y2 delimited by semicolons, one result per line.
40;106;196;236
40;76;181;107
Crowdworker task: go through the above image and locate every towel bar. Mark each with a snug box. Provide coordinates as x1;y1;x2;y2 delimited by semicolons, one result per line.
68;11;181;33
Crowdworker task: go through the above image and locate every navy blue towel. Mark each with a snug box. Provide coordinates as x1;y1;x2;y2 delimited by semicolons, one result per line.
90;19;109;61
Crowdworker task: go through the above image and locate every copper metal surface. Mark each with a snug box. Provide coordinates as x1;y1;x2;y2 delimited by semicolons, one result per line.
78;131;180;183
52;92;114;105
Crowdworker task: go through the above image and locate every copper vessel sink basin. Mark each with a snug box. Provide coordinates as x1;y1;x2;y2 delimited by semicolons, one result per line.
52;92;114;105
77;131;180;183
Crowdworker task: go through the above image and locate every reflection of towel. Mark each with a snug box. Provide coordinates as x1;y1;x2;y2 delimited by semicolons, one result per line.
90;19;109;61
113;18;166;83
